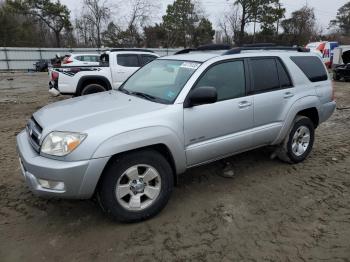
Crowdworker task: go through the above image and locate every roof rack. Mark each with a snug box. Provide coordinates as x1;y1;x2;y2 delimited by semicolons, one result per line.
174;44;232;55
223;45;310;55
104;48;154;53
174;43;310;56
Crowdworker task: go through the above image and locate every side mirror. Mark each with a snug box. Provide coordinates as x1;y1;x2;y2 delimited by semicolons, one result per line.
186;86;217;107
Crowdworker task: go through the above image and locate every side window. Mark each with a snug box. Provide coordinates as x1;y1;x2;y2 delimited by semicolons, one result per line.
250;58;279;93
141;55;157;66
117;54;140;67
91;56;100;62
194;61;245;101
83;56;98;62
75;56;83;61
276;59;292;88
290;56;328;82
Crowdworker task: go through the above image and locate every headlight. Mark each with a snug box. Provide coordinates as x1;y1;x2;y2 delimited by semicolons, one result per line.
41;131;87;156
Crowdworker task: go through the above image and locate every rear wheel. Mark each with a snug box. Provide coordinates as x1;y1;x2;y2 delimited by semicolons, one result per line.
277;116;315;163
97;150;174;222
333;73;341;81
80;83;106;96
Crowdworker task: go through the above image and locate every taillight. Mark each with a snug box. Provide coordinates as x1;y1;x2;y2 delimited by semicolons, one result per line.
51;71;59;81
63;57;73;64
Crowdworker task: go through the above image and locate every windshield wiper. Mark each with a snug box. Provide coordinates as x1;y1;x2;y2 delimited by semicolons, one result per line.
118;88;130;95
129;91;157;101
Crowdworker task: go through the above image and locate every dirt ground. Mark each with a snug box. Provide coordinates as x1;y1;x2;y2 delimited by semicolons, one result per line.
0;72;349;262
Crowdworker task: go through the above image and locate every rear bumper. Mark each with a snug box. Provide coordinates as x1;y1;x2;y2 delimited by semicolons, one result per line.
319;101;336;123
16;130;109;199
49;80;60;96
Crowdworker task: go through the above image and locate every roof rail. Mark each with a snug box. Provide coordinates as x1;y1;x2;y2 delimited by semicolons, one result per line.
174;44;232;55
104;48;154;53
223;45;310;55
242;43;277;47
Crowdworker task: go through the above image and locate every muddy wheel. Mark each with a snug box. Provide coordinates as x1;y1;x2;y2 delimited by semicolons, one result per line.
80;83;106;96
97;150;174;222
277;116;315;164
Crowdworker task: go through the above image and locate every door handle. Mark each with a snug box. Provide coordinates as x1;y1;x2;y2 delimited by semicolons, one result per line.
238;101;252;109
117;71;126;73
284;92;294;98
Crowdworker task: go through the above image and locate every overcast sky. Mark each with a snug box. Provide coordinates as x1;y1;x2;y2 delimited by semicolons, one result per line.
61;0;349;32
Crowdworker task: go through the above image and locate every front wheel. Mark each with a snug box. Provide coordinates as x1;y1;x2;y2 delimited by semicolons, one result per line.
97;150;174;222
277;116;315;163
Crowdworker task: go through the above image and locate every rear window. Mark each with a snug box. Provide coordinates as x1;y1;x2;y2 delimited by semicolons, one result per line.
290;56;328;82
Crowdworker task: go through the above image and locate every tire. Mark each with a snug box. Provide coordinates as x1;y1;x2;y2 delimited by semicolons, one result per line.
277;116;315;164
333;73;340;81
97;150;174;222
80;83;106;96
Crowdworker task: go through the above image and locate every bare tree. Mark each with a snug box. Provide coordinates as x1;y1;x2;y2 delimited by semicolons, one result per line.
218;5;240;44
83;0;110;47
127;0;157;34
112;0;158;47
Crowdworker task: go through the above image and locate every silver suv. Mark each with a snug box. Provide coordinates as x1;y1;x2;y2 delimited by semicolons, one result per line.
17;45;336;222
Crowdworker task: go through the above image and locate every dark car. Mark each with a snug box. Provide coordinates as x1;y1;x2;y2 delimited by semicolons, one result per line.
333;63;350;81
34;60;49;72
333;51;350;81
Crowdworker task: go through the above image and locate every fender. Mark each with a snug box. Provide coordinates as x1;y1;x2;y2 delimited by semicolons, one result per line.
76;75;112;94
273;95;321;144
92;126;187;175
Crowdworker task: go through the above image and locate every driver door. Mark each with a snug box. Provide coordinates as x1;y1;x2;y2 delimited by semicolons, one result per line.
184;60;254;166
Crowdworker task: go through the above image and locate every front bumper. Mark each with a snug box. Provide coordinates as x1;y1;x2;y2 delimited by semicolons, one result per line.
16;130;109;199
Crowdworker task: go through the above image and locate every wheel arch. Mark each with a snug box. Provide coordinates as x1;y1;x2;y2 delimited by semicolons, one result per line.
273;96;320;145
76;76;112;96
86;126;187;197
96;143;179;191
297;107;319;128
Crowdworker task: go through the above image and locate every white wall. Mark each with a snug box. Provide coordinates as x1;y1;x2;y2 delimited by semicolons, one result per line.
0;47;181;70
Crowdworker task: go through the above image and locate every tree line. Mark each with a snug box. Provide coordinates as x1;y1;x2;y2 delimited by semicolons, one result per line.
1;0;350;48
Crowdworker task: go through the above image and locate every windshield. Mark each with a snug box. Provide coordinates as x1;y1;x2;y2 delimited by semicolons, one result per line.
119;59;201;104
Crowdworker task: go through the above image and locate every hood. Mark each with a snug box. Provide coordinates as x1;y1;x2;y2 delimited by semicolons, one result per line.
33;91;166;133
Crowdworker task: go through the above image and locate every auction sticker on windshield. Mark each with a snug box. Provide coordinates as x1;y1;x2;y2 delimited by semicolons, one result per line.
180;62;201;70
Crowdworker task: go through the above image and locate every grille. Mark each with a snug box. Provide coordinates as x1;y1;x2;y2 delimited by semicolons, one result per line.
26;117;42;152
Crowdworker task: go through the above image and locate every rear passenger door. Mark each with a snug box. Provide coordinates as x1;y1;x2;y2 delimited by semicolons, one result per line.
112;54;141;87
248;57;295;146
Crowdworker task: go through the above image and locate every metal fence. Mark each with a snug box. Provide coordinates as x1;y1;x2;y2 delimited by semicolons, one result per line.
0;47;181;70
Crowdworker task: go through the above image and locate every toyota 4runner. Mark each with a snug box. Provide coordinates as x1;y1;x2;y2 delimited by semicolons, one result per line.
17;45;336;222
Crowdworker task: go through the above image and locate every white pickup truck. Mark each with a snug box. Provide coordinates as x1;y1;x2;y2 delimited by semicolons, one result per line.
49;49;159;96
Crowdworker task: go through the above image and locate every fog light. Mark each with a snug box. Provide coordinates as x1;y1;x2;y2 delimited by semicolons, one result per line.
38;179;65;191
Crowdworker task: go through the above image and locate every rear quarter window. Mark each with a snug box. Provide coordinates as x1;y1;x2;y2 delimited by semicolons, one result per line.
290;56;328;82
